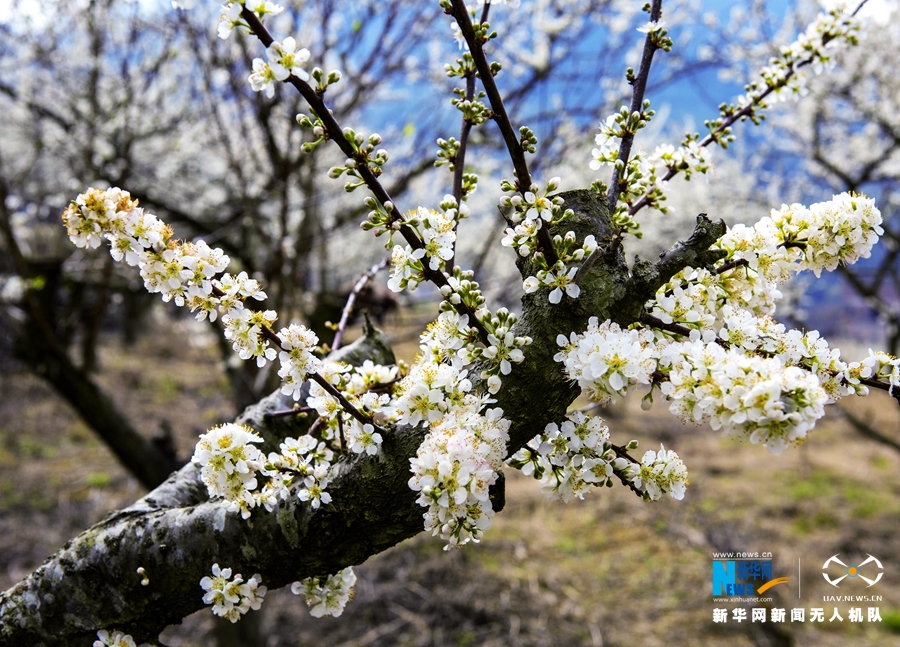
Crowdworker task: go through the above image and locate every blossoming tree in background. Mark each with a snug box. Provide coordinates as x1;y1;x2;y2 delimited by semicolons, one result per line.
0;0;897;645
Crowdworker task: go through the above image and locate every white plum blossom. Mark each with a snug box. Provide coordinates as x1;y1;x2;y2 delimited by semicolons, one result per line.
409;407;509;548
386;244;425;292
248;58;278;98
636;20;666;34
200;564;267;623
277;323;321;399
542;264;580;304
348;422;383;455
93;630;137;647
523;187;555;222
266;37;311;82
292;567;357;617
556;318;659;402
627;445;688;501
191;423;264;518
217;3;244;39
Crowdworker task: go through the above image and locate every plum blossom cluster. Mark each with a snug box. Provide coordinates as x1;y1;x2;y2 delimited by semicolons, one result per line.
627;444;689;501
658;340;828;455
304;360;397;456
191;423;265;518
384;199;467;291
769;192;884;277
397;305;515;549
408;406;509;548
499;178;601;304
557;308;898;456
509;413;688;502
277;324;322;398
393;358;479;429
650;192;883;326
508;412;624;502
62;188;335;388
556;317;860;456
191;423;339;516
555;318;659;403
692;5;863;161
93;630;137;647
217;1;284;40
731;4;861;111
291;567;357;618
61;189;281;368
200;564;267;623
257;435;335;510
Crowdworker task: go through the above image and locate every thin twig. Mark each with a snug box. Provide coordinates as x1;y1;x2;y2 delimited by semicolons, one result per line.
577;0;664;283
446;1;490;270
627;7;861;216
332;257;389;352
714;258;749;275
447;0;558;266
610;443;645;498
308;372;383;433
607;0;664;215
264;406;314;420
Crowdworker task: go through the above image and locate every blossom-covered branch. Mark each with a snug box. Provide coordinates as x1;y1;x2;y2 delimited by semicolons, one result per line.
445;0;559;267
238;6;491;342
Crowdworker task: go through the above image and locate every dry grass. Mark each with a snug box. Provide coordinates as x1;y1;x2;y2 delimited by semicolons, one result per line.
1;312;899;646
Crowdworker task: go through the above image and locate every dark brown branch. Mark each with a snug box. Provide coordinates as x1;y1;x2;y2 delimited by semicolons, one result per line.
835;402;900;454
450;0;490;211
308;372;383;433
607;0;664;214
447;0;559;266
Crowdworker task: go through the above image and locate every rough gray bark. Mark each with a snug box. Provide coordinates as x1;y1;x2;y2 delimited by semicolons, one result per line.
0;191;724;646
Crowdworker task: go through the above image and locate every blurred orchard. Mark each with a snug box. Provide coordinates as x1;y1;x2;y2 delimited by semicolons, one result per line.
1;0;900;646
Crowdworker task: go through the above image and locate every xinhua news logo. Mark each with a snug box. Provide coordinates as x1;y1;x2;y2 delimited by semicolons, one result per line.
822;554;883;588
712;560;789;597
